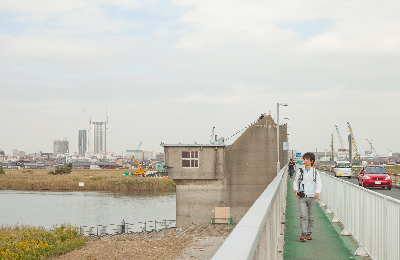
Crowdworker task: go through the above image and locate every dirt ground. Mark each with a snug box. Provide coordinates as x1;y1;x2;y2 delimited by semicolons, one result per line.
53;224;235;260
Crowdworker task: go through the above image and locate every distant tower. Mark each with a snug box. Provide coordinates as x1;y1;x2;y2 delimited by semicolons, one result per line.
91;122;107;155
84;109;108;156
53;139;69;156
78;130;89;156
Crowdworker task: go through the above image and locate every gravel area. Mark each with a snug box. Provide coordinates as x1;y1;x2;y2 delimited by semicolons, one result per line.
53;224;234;260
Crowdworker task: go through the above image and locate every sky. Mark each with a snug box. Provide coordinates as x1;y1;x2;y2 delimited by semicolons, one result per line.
1;0;400;157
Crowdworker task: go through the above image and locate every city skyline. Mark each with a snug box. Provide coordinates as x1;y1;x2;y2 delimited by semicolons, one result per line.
0;1;399;156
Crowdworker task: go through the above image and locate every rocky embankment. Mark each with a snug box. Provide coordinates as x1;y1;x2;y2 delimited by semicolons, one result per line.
53;224;235;260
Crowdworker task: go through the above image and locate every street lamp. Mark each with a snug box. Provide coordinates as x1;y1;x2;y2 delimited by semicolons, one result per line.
277;103;289;175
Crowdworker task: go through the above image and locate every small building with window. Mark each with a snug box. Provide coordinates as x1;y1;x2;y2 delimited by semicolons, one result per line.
161;115;287;227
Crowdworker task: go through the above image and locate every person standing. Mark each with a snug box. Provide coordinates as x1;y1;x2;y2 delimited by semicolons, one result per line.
288;159;296;178
121;219;126;233
293;152;322;241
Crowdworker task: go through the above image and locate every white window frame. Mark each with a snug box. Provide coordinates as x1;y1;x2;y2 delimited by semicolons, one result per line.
182;151;199;168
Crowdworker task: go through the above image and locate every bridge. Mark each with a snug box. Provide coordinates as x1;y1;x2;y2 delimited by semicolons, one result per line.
212;165;400;260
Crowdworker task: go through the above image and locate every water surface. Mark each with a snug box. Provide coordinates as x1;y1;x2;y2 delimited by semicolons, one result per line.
0;190;176;230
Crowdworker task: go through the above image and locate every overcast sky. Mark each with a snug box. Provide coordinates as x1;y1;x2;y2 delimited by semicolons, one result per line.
1;0;399;157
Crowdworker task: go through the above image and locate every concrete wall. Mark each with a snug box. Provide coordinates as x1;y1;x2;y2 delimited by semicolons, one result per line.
163;115;287;227
165;146;225;180
224;116;285;223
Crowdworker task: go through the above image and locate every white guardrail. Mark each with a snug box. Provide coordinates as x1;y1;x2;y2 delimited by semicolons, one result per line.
212;166;288;260
320;172;400;260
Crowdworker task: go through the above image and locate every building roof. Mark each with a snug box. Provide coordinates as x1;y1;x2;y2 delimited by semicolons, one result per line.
160;142;226;147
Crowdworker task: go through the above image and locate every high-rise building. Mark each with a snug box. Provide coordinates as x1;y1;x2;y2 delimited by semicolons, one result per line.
53;139;69;156
78;130;89;156
91;122;106;155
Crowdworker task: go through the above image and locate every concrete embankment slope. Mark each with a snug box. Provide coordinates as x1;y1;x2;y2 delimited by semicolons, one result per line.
284;177;368;260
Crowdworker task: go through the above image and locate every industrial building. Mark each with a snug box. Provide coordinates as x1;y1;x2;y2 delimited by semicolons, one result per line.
162;115;288;227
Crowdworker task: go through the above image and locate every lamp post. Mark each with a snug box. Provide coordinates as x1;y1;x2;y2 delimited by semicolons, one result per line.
277;103;289;175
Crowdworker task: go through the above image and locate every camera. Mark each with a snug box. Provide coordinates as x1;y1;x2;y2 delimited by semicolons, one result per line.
298;191;305;198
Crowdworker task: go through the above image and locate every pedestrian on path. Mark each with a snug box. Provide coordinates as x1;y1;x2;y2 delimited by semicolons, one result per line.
293;152;322;241
288;159;296;178
121;219;126;233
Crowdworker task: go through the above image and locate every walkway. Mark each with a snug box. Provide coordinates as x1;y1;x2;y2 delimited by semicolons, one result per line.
283;176;367;260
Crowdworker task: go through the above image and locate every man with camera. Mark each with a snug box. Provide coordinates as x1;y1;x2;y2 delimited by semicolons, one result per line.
293;152;322;241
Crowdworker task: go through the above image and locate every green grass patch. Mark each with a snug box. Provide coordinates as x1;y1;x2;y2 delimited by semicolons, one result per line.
0;224;88;259
385;165;400;175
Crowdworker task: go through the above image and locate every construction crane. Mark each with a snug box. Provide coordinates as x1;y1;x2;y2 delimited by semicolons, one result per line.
334;125;345;149
84;109;92;124
135;142;142;161
347;122;360;161
366;139;379;158
131;156;146;176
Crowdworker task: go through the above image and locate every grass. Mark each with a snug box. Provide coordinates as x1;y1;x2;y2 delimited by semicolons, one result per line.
385;165;400;175
0;169;176;191
0;224;88;260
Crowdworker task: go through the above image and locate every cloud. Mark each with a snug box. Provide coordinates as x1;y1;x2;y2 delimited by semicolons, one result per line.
1;35;138;70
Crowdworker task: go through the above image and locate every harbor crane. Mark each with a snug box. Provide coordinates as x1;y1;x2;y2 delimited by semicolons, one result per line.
334;125;345;149
347;122;361;161
366;139;379;158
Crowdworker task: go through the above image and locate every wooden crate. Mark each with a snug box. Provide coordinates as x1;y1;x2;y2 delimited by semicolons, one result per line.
214;207;230;224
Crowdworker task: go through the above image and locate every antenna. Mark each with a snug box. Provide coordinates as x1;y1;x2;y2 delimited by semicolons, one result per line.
210;126;215;143
106;108;108;124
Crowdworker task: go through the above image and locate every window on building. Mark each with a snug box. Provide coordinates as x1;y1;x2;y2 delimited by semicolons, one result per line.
182;151;199;168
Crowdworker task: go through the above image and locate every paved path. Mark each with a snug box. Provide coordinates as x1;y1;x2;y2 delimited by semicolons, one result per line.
283;177;368;260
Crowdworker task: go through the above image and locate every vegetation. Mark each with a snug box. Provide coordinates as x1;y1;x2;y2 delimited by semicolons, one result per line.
49;166;72;175
0;167;4;174
385;165;400;175
0;169;175;191
0;224;88;259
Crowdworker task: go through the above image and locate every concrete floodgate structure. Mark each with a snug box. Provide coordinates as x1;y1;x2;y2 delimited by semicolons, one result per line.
284;177;367;260
161;115;288;227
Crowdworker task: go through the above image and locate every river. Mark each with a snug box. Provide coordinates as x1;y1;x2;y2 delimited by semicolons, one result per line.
0;190;176;233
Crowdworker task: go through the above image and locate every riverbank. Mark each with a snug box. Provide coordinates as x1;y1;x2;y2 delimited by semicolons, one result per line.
0;169;175;191
0;224;88;260
53;223;235;260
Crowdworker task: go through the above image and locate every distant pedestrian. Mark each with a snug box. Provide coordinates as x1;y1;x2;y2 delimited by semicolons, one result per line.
293;152;322;241
288;159;295;178
121;219;125;233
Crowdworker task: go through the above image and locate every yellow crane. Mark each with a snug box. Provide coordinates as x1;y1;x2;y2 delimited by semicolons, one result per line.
347;122;360;161
131;156;146;176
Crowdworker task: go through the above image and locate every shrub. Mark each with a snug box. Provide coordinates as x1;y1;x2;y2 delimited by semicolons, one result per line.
0;167;4;174
0;224;88;259
54;167;72;175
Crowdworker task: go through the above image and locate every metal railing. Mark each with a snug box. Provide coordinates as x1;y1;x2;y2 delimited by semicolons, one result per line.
212;166;288;260
78;219;176;236
320;172;400;260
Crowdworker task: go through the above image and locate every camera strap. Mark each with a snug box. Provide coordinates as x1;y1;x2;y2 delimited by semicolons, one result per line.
299;168;316;191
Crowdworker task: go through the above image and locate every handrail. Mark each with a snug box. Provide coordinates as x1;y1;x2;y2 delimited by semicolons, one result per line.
212;165;288;260
320;172;400;260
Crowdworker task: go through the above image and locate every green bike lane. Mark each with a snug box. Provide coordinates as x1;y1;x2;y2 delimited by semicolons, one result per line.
283;176;368;260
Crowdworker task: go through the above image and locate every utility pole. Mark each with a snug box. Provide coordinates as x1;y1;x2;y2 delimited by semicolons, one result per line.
331;134;334;161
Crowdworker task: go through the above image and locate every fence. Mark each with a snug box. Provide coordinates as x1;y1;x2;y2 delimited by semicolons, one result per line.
212;165;288;260
79;219;176;236
320;172;400;260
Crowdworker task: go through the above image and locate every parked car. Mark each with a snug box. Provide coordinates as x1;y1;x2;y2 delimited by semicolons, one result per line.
334;161;352;178
358;165;392;190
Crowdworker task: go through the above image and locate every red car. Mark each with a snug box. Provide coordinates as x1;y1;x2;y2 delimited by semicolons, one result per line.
358;165;392;190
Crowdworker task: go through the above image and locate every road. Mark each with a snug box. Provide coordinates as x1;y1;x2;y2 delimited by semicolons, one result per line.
321;169;400;201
